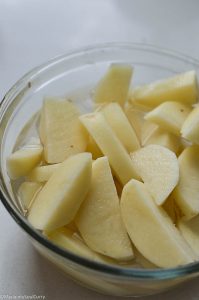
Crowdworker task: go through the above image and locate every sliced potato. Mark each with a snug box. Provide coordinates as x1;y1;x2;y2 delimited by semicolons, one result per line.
124;104;145;140
144;101;191;136
7;145;43;180
163;195;182;224
141;121;158;145
131;145;179;205
28;153;92;232
80;112;140;185
173;146;199;220
48;227;113;264
178;217;199;256
18;182;43;210
120;179;196;268
76;157;133;261
41;97;88;163
101;103;140;152
130;71;198;108
28;164;61;182
181;106;199;144
94;64;133;106
143;127;180;154
86;136;103;160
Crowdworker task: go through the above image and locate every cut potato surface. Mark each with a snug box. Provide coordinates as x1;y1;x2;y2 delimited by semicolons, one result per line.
101;103;140;152
41;97;88;163
18;182;43;210
7;145;43;180
173;146;199;220
124;104;145;141
94;64;133;106
131;145;179;205
28;164;61;182
143;127;180;154
141;121;158;145
178;217;199;257
80;112;140;185
120;179;196;268
163;195;182;224
145;101;191;136
28;153;92;232
86;136;103;160
76;157;133;261
131;71;198;108
181;106;199;144
48;227;113;264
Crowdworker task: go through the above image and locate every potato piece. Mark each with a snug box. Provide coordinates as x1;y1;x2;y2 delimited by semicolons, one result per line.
173;146;199;220
134;248;157;269
163;195;182;224
143;127;180;154
86;136;103;160
7;145;43;179
41;97;88;163
120;179;196;268
80;112;140;185
48;227;113;264
178;217;199;256
18;182;43;210
144;101;191;136
131;145;179;205
28;164;61;182
28;153;92;232
141;121;158;145
94;64;133;106
101;103;140;152
130;71;198;108
76;157;133;261
124;104;145;140
181;106;199;144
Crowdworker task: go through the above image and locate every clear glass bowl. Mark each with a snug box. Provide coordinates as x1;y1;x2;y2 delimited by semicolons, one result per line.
1;43;199;297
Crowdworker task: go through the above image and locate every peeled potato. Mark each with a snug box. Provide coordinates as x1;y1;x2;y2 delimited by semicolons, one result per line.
162;195;182;224
101;103;140;152
40;97;88;164
48;227;113;264
144;101;191;136
173;146;199;220
124;104;145;141
178;217;199;256
181;106;199;144
94;64;133;106
7;145;43;180
130;71;198;108
80;112;140;185
120;179;196;268
141;121;158;145
76;157;133;261
28;153;92;232
131;145;179;205
28;164;61;182
18;181;43;210
86;136;103;160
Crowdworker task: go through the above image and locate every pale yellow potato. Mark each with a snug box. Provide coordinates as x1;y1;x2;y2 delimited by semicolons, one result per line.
86;136;103;160
130;71;198;108
143;127;180;154
173;146;199;220
41;97;88;164
144;101;191;136
124;104;145;141
181;106;199;144
28;164;61;182
141;121;158;145
120;179;196;268
94;64;133;106
178;216;199;257
101;103;140;152
133;248;157;269
131;145;179;205
28;153;92;232
48;227;113;264
76;157;133;261
162;195;182;224
7;145;43;180
18;181;43;210
80;112;140;185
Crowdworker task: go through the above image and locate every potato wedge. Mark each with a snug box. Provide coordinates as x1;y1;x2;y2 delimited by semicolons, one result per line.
28;164;61;182
76;157;133;261
124;104;145;140
120;179;196;268
18;182;43;210
28;153;92;232
131;145;179;205
181;106;199;144
178;217;199;256
86;136;103;160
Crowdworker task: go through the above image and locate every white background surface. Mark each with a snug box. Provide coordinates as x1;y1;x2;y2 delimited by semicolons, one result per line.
1;1;199;299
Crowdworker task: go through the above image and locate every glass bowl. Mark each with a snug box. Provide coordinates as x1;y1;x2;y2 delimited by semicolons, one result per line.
1;43;199;298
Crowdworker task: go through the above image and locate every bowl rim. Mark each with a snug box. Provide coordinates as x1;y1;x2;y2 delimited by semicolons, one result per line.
1;42;199;280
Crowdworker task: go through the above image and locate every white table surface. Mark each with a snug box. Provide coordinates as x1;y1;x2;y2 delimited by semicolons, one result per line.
1;1;199;299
